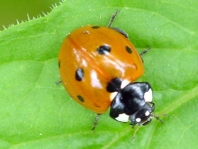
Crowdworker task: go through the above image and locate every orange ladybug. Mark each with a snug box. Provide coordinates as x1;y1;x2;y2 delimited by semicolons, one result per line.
58;11;156;128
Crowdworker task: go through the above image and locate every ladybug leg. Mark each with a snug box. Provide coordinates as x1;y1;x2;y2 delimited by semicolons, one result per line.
107;10;119;27
153;113;167;124
92;113;101;130
139;47;150;63
154;115;164;123
139;47;150;57
55;80;62;85
132;126;141;139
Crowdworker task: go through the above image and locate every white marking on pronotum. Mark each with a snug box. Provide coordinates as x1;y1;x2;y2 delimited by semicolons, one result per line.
136;118;141;123
121;79;130;89
110;92;118;101
145;111;150;116
115;113;129;122
144;89;153;102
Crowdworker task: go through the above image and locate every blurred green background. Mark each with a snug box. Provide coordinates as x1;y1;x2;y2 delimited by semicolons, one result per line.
0;0;60;30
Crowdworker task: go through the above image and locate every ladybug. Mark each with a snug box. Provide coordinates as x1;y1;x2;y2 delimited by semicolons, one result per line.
58;11;158;129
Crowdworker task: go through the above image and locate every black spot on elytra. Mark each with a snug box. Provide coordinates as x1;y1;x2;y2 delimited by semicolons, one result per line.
58;61;60;68
126;46;132;54
97;45;111;55
77;95;84;102
75;68;84;81
106;78;122;92
92;26;100;29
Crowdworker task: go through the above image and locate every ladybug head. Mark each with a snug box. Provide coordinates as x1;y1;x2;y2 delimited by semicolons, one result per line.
129;102;155;126
110;82;155;126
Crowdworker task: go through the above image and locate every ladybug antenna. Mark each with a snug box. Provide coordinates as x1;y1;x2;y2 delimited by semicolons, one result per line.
132;114;165;139
153;113;167;124
107;10;119;28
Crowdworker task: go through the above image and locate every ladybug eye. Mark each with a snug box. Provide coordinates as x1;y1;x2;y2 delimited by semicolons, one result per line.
142;118;152;126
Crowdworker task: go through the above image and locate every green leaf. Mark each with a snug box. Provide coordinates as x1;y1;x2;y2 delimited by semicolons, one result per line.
0;0;198;149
